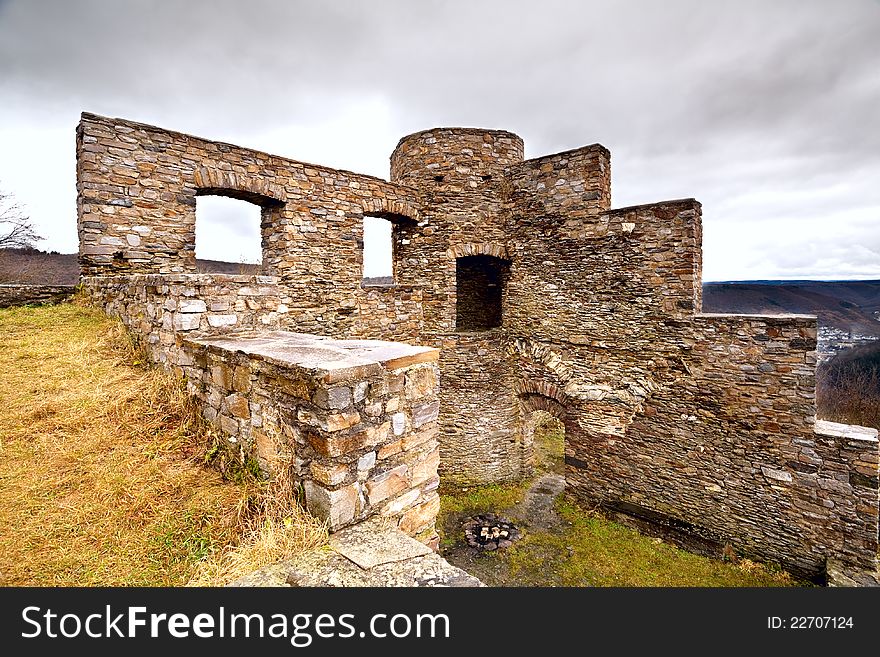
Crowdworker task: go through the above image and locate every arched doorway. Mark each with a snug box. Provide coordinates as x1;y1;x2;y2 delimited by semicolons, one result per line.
516;381;569;478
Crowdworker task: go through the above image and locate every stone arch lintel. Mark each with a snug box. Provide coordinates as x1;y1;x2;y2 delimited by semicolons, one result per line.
446;242;510;261
361;197;421;222
193;167;285;206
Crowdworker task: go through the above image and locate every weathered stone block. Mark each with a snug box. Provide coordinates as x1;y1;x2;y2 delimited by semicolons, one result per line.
761;466;793;483
210;363;232;389
402;426;436;451
378;439;403;460
304;480;360;531
326;411;361;432
411;400;440;428
253;429;278;468
366;465;409;505
178;299;207;313
357;451;377;472
307;422;389;458
381;489;421;516
398;494;441;535
219;414;238;437
173;312;201;331
405;366;438;401
411;447;440;486
207;314;237;328
353;381;369;404
225;393;250;419
311;462;350;487
314;386;352;410
392;412;406;436
232;365;251;393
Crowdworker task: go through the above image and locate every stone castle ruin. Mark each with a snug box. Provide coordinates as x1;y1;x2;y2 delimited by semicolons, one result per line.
76;113;879;585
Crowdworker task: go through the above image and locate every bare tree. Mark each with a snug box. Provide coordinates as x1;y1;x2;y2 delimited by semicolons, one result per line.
1;186;43;249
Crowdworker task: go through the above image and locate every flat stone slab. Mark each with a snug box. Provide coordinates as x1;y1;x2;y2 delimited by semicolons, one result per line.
329;518;432;569
186;330;438;382
815;420;878;442
229;552;484;587
229;519;482;588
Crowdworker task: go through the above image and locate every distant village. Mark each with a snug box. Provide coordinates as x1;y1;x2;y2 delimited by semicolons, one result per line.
818;323;880;362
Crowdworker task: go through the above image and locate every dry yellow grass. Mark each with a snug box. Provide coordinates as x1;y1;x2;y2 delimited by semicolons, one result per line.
188;463;328;586
0;302;326;586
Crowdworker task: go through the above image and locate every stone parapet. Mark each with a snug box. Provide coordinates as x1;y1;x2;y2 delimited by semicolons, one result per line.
181;331;441;540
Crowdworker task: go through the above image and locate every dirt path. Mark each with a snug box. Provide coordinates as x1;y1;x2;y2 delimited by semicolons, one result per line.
508;472;565;531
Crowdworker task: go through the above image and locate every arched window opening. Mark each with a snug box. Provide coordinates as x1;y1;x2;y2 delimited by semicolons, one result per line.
455;255;509;331
362;215;393;285
195;195;263;274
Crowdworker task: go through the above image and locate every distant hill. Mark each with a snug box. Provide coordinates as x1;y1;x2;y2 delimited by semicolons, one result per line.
363;276;394;286
702;280;880;336
0;248;79;284
0;249;259;284
3;249;878;337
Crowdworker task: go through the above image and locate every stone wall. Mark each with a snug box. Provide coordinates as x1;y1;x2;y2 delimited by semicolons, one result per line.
81;273;427;365
180;332;441;541
350;284;424;343
498;190;877;582
0;284;76;308
562;312;877;581
80;274;291;367
508;144;611;224
439;331;522;484
76;113;879;584
76;112;423;347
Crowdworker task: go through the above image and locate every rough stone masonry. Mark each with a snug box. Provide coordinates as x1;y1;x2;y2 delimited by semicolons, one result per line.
77;112;879;585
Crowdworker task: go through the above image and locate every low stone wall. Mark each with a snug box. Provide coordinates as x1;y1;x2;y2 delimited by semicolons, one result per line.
0;284;76;308
181;331;442;542
81;274;290;366
812;420;879;586
564;312;879;584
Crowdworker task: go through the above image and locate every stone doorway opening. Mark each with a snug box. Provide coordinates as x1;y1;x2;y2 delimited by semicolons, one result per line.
526;410;565;477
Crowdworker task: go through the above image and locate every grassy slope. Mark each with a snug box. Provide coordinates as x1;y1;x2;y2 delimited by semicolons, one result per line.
0;304;324;585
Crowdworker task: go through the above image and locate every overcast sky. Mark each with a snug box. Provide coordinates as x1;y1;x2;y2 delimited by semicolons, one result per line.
1;0;878;281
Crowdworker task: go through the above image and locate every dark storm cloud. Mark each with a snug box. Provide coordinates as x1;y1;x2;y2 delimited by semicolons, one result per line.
0;0;877;279
2;0;877;148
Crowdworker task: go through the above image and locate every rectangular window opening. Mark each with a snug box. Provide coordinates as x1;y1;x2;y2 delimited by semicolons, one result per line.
455;255;509;331
362;215;394;286
195;195;263;274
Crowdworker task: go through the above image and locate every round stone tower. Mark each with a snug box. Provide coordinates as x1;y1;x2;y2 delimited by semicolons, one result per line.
390;128;524;192
389;128;528;486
